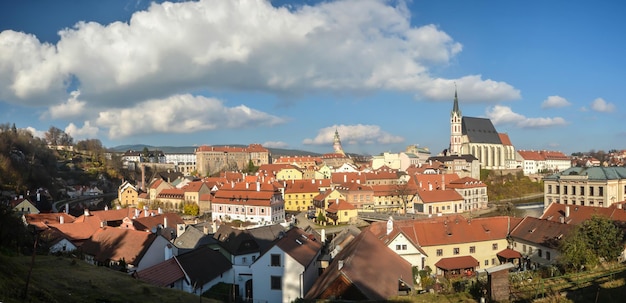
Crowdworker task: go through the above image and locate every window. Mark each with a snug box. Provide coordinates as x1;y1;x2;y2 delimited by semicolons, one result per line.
469;246;476;253
484;260;489;266
492;243;498;250
453;248;460;255
590;187;594;196
581;186;585;196
270;276;282;290
538;249;542;258
599;186;604;196
271;254;281;267
436;249;443;256
564;186;568;195
572;186;576;195
396;244;408;251
491;258;496;265
242;257;247;263
546;251;551;260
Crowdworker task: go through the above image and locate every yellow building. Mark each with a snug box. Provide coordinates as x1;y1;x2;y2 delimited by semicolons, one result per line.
325;198;357;225
118;181;139;207
276;166;304;181
284;179;331;212
312;189;346;217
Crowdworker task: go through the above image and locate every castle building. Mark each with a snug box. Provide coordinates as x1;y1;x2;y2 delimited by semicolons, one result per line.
449;90;516;170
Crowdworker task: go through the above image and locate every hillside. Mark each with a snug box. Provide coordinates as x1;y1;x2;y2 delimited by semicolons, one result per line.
109;144;323;157
0;254;219;303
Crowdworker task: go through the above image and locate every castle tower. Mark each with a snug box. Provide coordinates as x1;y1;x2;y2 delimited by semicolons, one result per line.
333;128;346;156
450;87;463;155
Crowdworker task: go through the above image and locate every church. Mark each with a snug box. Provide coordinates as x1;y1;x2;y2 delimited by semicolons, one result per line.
449;90;516;170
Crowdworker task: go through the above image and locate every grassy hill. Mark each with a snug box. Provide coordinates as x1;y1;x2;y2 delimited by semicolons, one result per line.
0;254;219;303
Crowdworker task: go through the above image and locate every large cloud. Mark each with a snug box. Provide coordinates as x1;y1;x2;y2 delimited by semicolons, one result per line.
486;105;567;128
95;94;286;139
0;0;519;109
303;124;404;145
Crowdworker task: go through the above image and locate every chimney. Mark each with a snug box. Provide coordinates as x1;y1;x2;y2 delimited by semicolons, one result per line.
144;205;149;217
246;182;249;189
164;216;168;229
84;209;90;217
321;228;326;243
116;205;121;210
386;216;393;235
135;208;140;218
338;260;344;270
158;207;163;214
164;244;173;260
100;221;105;228
104;205;108;211
428;182;433;191
59;215;64;224
65;203;69;214
344;175;347;183
177;223;185;238
203;224;209;235
256;182;260;192
312;179;315;184
441;175;445;190
565;206;570;218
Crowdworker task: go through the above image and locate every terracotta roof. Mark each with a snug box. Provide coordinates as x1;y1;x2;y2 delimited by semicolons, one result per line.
284;179;325;194
326;199;355;213
517;150;545;161
331;172;367;185
275;227;323;267
48;221;100;243
540;202;626;225
447;177;486;189
435;255;479;270
135;257;185;287
133;213;185;231
411;173;459;190
416;189;464;203
182;181;208;193
305;230;413;301
24;213;76;226
498;133;513;146
509;216;574;249
369;215;514;247
81;227;156;265
497;248;522;259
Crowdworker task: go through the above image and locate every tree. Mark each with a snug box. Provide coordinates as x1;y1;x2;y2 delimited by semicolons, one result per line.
395;181;414;214
558;215;624;271
44;126;73;146
183;202;200;216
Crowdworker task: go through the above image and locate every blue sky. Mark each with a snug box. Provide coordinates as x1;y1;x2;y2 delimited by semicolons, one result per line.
0;0;623;155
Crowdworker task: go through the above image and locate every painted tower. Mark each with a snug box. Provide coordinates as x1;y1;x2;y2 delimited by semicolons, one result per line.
450;88;463;155
333;128;346;155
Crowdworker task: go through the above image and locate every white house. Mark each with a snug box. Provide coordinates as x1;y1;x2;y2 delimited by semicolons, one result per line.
211;181;285;225
251;227;322;303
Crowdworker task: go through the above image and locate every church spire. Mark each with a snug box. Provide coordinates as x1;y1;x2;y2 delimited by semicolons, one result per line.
452;83;461;116
333;128;346;156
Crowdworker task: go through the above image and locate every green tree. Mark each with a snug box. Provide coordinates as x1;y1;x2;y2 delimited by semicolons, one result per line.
558;215;624;272
183;202;200;216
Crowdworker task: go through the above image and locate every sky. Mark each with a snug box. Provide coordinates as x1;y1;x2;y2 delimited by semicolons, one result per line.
0;0;624;155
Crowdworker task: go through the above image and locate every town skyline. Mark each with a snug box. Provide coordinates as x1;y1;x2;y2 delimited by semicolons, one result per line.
0;0;624;155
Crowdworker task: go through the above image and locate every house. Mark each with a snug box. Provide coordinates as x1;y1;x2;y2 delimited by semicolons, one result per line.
368;215;519;274
251;227;323;303
414;189;464;215
10;197;39;215
427;154;481;180
211;181;286;225
312;189;346;219
181;180;210;205
509;216;574;269
305;229;413;301
325;198;357;225
283;179;330;212
136;245;233;295
118;181;139;207
446;176;489;212
80;227;175;273
370;183;418;213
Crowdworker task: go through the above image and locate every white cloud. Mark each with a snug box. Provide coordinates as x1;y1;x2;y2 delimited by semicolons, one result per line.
303;124;404;145
262;141;289;148
486;105;567;128
541;95;571;109
95;94;286;139
590;98;615;113
0;0;520;111
65;121;99;140
45;90;86;119
24;126;45;139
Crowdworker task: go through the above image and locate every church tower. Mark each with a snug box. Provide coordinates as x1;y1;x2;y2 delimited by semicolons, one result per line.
450;88;463;155
333;128;346;156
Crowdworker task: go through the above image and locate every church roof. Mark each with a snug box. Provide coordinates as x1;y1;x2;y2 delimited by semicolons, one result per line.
462;117;502;144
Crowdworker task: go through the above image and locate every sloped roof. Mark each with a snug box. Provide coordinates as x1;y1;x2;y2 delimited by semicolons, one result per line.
416;189;464;203
133;213;185;232
509;216;574;249
544;166;626;181
499;133;513;146
135;257;185;287
540;202;626;225
462;117;502;144
174;226;212;251
80;227;156;265
369;215;515;247
275;227;323;267
176;246;233;286
326;199;355;213
213;224;285;255
305;230;413;301
435;255;479;270
497;248;522;259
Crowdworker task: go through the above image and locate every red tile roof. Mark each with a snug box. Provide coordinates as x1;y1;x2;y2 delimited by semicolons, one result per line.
540;202;626;225
498;133;513;146
497;248;522;259
135;257;184;287
416;189;463;203
435;255;479;270
276;227;323;267
81;227;156;265
326;199;355;213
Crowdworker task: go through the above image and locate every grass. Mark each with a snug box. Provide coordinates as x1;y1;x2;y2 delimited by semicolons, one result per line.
0;253;220;303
